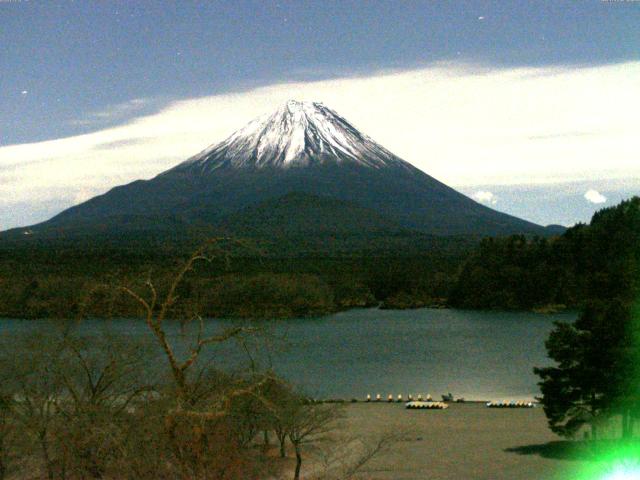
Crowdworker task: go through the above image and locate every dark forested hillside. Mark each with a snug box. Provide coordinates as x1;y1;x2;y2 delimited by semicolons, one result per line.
0;233;473;319
448;233;585;310
449;197;640;311
1;197;637;320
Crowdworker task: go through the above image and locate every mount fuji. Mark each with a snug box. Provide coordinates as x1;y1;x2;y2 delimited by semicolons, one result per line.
9;100;555;243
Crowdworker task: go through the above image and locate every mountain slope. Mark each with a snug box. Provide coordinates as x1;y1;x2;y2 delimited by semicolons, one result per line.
220;192;407;237
6;100;552;241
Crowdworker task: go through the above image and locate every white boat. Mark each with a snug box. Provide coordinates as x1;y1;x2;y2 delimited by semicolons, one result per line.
486;401;534;408
405;401;448;410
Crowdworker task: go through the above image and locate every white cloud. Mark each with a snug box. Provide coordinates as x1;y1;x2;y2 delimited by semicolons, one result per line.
1;61;639;229
584;189;607;204
471;190;498;205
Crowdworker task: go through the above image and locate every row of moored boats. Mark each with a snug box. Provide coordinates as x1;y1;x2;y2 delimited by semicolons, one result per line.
363;394;535;409
485;401;535;408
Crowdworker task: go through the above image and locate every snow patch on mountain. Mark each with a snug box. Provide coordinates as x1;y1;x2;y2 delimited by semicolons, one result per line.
176;100;412;172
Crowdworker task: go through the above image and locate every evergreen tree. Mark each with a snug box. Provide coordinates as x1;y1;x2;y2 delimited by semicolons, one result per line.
535;197;640;439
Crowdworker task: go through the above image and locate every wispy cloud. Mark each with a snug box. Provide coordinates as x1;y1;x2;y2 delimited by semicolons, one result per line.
584;189;607;204
92;137;152;151
1;61;639;230
68;98;150;127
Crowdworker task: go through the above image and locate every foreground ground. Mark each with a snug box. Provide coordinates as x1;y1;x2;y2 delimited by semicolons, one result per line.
339;402;590;480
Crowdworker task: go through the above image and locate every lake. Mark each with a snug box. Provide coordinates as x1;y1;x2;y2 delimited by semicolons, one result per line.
0;308;575;401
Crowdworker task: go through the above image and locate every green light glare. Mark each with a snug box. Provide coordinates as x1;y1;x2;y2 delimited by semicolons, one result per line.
601;463;640;480
576;296;639;480
559;203;640;480
571;443;640;480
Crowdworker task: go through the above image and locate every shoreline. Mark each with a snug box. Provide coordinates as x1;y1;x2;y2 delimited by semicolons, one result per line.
0;304;580;322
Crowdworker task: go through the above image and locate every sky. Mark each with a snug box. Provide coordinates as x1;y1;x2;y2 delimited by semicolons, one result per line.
1;0;639;230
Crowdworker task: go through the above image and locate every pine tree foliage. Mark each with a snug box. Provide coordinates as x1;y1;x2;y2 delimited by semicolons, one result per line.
535;197;640;439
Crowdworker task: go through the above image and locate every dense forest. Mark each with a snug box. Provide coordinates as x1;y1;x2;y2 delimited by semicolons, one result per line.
0;234;471;319
448;231;587;311
450;197;640;312
0;197;637;319
534;196;640;440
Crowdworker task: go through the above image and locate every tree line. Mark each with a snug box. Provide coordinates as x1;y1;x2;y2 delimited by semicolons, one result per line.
2;199;639;320
0;242;466;320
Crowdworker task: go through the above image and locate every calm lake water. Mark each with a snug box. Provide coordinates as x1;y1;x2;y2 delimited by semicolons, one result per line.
0;308;575;402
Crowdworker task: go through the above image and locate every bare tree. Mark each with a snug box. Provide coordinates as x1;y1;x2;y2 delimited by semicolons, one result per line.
287;402;344;480
118;239;285;480
54;332;155;479
312;430;408;480
0;238;402;480
119;239;260;409
4;332;67;480
258;377;296;458
0;326;158;480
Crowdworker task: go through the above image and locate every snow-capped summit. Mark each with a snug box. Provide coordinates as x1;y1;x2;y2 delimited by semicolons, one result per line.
176;100;410;172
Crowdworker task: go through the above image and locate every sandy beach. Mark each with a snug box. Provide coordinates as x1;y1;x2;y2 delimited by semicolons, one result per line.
338;402;589;480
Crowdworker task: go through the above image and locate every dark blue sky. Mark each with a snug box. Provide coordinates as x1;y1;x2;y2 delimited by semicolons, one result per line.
2;0;639;146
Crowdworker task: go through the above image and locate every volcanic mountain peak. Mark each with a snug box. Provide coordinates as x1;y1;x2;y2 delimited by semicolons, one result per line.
4;99;553;242
175;100;410;173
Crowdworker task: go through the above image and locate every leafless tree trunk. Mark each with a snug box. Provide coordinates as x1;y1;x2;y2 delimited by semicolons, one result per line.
119;239;284;480
120;239;259;408
276;426;287;458
294;443;303;480
287;403;343;480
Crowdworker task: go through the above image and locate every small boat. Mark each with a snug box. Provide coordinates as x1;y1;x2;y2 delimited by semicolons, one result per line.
441;393;454;402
